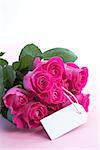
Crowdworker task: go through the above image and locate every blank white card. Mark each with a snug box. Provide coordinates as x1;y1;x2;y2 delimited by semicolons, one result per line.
40;103;88;140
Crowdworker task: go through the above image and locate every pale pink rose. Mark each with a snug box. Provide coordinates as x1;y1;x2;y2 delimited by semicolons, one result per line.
3;87;31;114
13;102;48;128
33;57;47;71
33;57;41;68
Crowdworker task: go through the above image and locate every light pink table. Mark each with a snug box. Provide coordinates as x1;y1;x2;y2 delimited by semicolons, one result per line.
0;101;99;150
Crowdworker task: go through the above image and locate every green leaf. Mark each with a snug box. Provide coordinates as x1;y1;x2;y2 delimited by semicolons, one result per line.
13;71;24;86
0;52;5;57
13;56;34;73
0;58;8;67
0;66;5;114
19;44;42;60
12;61;20;71
19;55;33;71
0;66;4;98
1;106;8;118
13;43;42;72
42;48;78;62
7;109;13;122
3;65;16;89
16;71;24;81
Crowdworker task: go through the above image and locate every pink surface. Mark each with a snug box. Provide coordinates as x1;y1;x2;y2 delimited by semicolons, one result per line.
0;49;99;149
0;62;100;150
0;102;99;150
0;65;99;150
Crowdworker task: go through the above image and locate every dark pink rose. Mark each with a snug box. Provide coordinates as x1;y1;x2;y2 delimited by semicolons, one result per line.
23;71;53;93
46;56;65;79
39;92;51;105
47;99;71;113
67;62;79;69
39;84;66;105
71;67;88;94
13;102;48;128
3;87;31;114
63;63;88;94
62;67;73;89
50;84;66;104
75;93;90;112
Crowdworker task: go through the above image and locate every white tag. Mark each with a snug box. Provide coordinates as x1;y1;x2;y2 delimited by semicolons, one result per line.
40;103;88;140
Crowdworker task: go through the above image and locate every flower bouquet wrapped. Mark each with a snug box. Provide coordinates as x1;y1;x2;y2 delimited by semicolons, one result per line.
0;44;89;130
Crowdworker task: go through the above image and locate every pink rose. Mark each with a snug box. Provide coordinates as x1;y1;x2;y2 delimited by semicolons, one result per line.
63;62;88;94
46;56;65;79
33;57;41;68
62;67;73;89
39;84;66;105
23;71;53;93
13;102;48;128
47;100;71;113
71;67;88;94
75;93;90;112
66;62;79;69
50;84;66;104
33;57;47;71
3;87;31;114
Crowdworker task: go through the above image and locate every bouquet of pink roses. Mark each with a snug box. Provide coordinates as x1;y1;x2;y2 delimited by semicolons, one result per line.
0;44;89;129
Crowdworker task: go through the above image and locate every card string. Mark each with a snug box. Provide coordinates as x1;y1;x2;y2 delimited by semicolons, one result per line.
62;87;81;114
62;86;79;103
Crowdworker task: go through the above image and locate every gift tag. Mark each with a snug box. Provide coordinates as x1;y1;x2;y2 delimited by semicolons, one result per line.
40;103;88;140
